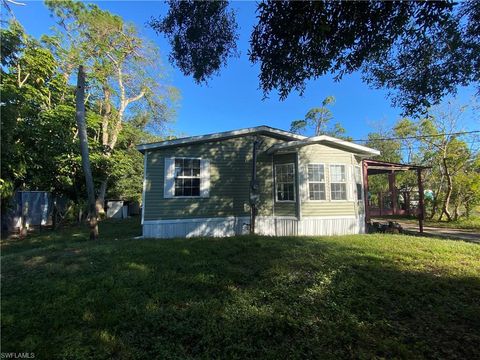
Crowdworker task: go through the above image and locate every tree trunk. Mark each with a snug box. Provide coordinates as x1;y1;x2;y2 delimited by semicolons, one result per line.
75;65;99;240
453;202;460;221
20;196;28;238
101;87;111;147
96;180;108;216
440;158;453;221
465;204;471;218
429;173;445;220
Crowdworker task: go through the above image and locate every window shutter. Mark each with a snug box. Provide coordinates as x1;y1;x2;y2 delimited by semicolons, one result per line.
200;159;210;198
164;157;175;198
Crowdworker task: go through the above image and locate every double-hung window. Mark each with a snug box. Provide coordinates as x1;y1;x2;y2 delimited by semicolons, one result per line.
174;158;200;197
354;166;363;200
307;164;326;200
330;164;347;200
275;163;295;201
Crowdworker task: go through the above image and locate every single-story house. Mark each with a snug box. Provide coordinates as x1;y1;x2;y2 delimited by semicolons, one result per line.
137;125;380;238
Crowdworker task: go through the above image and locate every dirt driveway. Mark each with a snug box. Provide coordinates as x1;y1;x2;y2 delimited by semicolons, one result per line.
394;220;480;244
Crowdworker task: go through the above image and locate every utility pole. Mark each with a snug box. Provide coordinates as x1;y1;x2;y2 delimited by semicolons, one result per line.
75;65;98;240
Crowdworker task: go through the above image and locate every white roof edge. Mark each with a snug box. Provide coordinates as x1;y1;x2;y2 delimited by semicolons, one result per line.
136;126;307;152
266;135;380;156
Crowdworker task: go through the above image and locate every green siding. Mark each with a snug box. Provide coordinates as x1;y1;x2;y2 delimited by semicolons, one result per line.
143;137;364;221
302;202;355;217
256;137;276;217
299;144;359;217
144;135;284;220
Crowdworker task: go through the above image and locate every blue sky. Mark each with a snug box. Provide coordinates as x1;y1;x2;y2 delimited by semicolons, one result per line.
11;1;478;140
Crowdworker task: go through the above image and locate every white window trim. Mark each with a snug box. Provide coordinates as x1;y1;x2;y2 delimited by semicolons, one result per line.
306;163;328;202
275;163;296;203
329;163;349;202
173;157;202;198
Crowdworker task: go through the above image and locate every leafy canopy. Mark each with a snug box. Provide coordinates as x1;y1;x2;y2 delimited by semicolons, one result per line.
290;96;351;140
150;0;479;115
149;0;238;84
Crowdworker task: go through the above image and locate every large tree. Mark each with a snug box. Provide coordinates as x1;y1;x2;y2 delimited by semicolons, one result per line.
151;0;479;115
0;17;163;221
46;0;178;213
290;96;351;140
365;101;479;221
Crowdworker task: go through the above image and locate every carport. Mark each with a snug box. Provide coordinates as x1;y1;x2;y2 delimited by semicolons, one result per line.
362;159;429;233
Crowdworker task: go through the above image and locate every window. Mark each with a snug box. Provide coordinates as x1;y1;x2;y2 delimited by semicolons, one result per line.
275;163;295;201
330;164;347;200
354;166;362;200
308;164;326;200
174;158;200;196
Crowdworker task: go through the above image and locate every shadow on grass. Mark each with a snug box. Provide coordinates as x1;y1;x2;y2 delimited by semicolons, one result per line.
2;235;480;359
0;217;142;255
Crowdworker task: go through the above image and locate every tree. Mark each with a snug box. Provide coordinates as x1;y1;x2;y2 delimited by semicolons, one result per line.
0;20;63;203
149;0;238;84
290;96;351;140
0;16;159;224
452;154;480;219
75;65;98;239
151;0;479;115
46;0;178;213
415;102;478;221
366;101;479;221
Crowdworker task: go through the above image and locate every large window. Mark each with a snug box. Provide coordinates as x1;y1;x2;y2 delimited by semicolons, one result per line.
354;166;362;200
308;164;326;200
275;163;295;201
174;158;200;196
330;164;347;200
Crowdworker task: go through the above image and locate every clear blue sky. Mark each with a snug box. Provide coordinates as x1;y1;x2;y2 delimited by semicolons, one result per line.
12;1;478;140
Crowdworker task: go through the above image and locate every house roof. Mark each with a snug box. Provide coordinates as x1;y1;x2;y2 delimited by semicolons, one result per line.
136;125;381;157
265;135;380;156
136;125;306;153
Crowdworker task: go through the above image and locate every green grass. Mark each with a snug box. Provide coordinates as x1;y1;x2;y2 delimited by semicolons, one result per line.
2;218;480;359
425;217;480;231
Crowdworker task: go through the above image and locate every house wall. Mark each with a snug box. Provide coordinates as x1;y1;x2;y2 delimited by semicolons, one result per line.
298;144;363;217
143;135;286;222
142;138;366;238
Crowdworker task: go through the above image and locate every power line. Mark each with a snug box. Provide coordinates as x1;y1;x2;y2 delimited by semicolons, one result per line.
353;130;480;143
395;140;480;149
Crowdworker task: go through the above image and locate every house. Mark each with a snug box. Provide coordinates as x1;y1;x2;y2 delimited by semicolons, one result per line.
136;125;380;238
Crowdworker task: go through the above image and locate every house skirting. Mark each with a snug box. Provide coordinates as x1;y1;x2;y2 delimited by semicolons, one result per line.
142;215;365;239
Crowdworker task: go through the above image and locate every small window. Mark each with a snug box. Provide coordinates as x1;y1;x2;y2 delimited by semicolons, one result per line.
330;164;347;200
308;164;326;200
174;158;200;196
276;163;295;201
354;166;362;200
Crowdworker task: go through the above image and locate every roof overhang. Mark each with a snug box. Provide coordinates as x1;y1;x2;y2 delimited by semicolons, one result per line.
364;159;430;175
136;125;306;153
265;135;380;157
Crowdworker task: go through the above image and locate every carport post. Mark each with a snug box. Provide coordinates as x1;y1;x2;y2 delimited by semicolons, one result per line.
417;168;425;233
362;160;370;230
388;171;397;215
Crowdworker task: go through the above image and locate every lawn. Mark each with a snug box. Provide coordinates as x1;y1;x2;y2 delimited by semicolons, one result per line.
2;218;480;359
423;217;480;231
